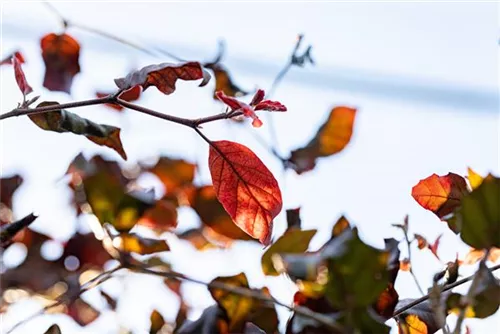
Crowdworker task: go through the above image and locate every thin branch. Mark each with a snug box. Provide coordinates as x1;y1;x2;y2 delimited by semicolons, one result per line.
0;213;38;248
392;263;500;319
130;264;344;332
403;232;425;296
6;265;123;334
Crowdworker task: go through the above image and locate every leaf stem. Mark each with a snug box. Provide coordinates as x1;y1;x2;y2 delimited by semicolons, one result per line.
403;232;426;296
392;263;500;319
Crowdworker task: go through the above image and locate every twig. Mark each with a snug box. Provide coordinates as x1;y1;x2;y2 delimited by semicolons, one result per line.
392;263;500;319
130;264;343;332
6;265;123;334
403;232;425;296
0;213;38;248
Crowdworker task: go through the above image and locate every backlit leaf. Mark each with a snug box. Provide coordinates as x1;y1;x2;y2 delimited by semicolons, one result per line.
96;85;142;112
29;101;127;160
145;157;196;193
206;63;247;99
400;258;411;271
0;50;25;65
288;106;356;174
375;283;399;319
177;228;216;250
261;229;316;276
398;314;428;334
467;167;484;190
41;33;80;93
137;196;178;232
411;173;468;219
208;140;283;245
114;62;210;95
332;215;351;238
113;233;169;255
396;299;441;334
458;175;500;249
150;310;166;334
12;54;32;97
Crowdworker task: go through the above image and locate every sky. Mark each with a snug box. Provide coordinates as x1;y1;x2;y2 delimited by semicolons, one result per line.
1;1;499;334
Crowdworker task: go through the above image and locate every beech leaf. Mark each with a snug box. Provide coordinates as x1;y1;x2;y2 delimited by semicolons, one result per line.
208;140;283;245
29;101;127;160
114;62;210;95
411;173;468;219
288;106;356;174
41;33;81;93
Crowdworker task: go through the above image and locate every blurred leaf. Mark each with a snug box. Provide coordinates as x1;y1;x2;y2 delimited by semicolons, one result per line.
150;310;165;334
0;50;25;65
261;229;316;276
29;101;127;160
396;299;440;334
114;233;169;255
206;63;247;99
286;208;301;229
288;107;356;174
244;323;265;334
96;85;142;112
458;175;500;249
466;261;500;318
411;173;468;220
375;283;399;319
137;196;178;232
176;305;229;334
114;62;210;95
41;33;80;93
398;314;428;334
67;298;100;326
189;185;254;242
63;232;111;270
463;248;500;265
400;259;411;271
0;174;23;209
208;140;282;245
145;157;196;193
12;54;32;97
331;215;350;238
209;273;278;333
43;324;62;334
100;290;117;310
467;167;484;190
178;228;216;250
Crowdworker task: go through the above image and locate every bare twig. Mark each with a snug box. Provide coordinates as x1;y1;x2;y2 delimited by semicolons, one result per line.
403;232;425;296
130;264;343;332
392;263;500;319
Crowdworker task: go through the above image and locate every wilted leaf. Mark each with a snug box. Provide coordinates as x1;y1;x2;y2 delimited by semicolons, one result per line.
12;54;32;97
43;324;62;334
286;208;301;229
288;106;356;174
113;233;169;255
411;173;468;219
150;310;166;334
114;62;210;95
458;175;500;249
41;33;80;93
0;50;25;65
29;101;127;160
261;229;316;276
176;305;228;334
208;140;282;245
145;157;196;193
96;85;142;111
209;274;278;333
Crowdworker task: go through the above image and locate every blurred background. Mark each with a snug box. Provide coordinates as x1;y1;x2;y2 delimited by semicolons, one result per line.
1;1;499;333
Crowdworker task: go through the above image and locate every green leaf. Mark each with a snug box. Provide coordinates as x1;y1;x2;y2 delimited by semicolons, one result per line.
458;175;500;249
29;101;127;160
261;228;316;276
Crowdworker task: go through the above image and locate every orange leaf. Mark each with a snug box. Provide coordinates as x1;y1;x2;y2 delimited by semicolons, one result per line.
208;141;282;245
375;283;399;319
463;247;500;265
146;157;196;193
411;173;469;219
41;33;81;93
114;62;210;95
414;234;428;249
398;314;428;334
207;63;247;99
137;197;178;232
400;258;411;271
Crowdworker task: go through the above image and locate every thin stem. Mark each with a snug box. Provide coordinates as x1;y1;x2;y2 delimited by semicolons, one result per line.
115;98;194;127
131;264;343;332
6;265;123;334
392;263;500;319
404;233;425;296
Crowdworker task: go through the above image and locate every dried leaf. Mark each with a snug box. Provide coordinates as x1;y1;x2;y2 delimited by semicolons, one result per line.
114;62;210;95
96;85;142;112
13;55;32;97
289;106;356;174
261;229;316;276
411;173;468;219
41;33;80;93
29;101;127;160
208;140;283;245
458;175;500;249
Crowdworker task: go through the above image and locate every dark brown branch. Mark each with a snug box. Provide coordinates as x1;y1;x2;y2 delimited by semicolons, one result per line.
392;263;500;319
0;213;38;248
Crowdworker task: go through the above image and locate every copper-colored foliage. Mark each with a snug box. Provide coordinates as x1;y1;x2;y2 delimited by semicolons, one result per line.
208;140;283;245
375;283;399;319
95;85;142;112
289;106;356;174
146;157;196;193
206;63;247;99
114;62;211;95
41;33;81;93
137;197;178;232
411;173;468;219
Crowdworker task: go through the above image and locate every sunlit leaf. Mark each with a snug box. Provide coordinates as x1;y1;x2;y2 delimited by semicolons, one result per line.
261;229;316;276
288;106;356;174
114;62;210;95
177;228;216;251
206;63;247;99
398;314;428;334
137;196;178;232
396;299;440;334
41;33;80;93
208;140;282;245
458;175;500;249
411;173;468;219
113;233;169;255
400;258;411;271
150;309;166;334
463;248;500;265
29;101;127;160
332;215;351;238
145;157;196;193
467;167;484;190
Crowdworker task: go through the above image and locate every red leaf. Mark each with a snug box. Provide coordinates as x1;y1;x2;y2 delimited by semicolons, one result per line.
13;55;32;97
114;62;210;95
428;234;442;260
411;173;469;219
208;140;282;245
254;100;287;112
0;51;25;65
95;85;142;112
250;89;265;106
41;33;81;93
